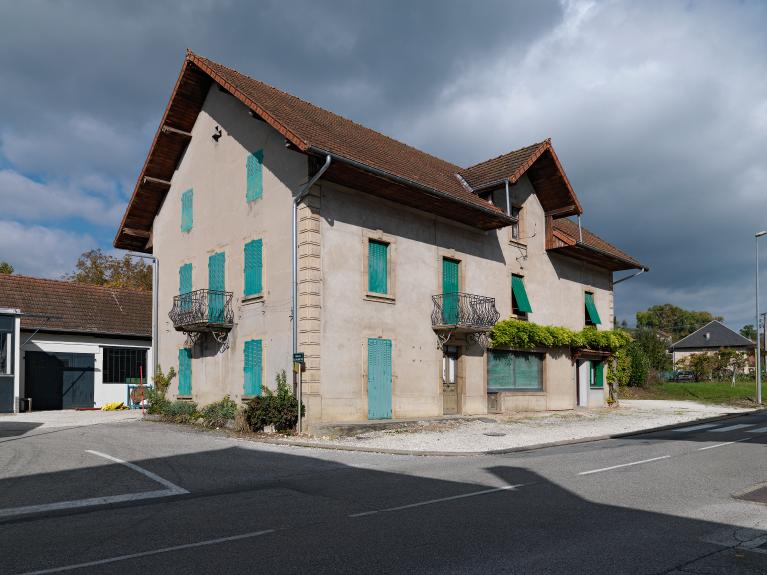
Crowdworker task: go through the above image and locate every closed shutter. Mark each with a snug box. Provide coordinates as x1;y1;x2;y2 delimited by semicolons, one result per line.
367;338;392;419
514;352;542;389
487;350;543;391
246;150;263;202
487;350;514;390
178;348;192;395
591;360;604;388
208;252;226;323
243;339;263;396
511;275;533;313
181;189;193;232
585;292;602;325
442;258;460;324
179;263;192;311
244;239;263;296
368;240;388;294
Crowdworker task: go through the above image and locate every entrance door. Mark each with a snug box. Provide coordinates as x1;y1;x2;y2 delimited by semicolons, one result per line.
25;351;94;410
442;258;460;324
442;346;459;415
367;338;392;419
577;359;590;407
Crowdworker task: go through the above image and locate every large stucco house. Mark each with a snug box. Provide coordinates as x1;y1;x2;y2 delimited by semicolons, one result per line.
114;51;645;425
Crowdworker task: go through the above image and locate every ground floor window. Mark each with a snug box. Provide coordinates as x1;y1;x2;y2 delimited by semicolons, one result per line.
487;350;543;391
590;360;605;388
103;347;147;384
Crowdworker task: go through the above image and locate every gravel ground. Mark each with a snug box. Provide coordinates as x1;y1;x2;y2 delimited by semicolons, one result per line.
300;400;756;453
0;409;141;428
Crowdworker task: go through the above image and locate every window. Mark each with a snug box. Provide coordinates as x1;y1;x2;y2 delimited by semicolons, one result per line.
246;150;263;202
585;292;602;326
178;348;192;395
180;189;193;232
103;347;147;384
368;240;389;294
511;274;532;317
487;350;543;391
208;252;226;322
243;339;263;396
511;206;521;240
244;239;263;297
590;360;605;388
0;332;10;375
179;263;192;310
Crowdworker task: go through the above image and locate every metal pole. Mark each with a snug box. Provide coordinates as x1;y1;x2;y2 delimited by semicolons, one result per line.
757;235;763;405
298;365;303;434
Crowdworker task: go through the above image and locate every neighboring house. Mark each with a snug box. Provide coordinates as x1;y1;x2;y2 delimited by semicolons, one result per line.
669;320;755;371
114;51;645;424
0;275;151;413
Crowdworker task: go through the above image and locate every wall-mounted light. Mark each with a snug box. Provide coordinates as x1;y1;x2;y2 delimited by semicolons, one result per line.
212;126;222;142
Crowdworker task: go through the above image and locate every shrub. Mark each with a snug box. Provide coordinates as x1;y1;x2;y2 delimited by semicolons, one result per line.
165;400;199;424
245;370;305;433
627;341;650;386
200;395;237;428
152;365;176;396
145;387;171;415
490;318;631;353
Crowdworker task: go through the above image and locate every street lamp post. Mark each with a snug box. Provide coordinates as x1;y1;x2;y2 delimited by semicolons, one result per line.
756;231;766;405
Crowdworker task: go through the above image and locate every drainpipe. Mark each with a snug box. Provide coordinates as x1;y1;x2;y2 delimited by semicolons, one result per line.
504;180;511;216
127;253;158;379
577;215;583;243
612;267;647;285
292;155;332;358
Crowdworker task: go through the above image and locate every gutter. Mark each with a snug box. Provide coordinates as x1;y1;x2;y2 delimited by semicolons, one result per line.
568;240;648;273
307;147;514;226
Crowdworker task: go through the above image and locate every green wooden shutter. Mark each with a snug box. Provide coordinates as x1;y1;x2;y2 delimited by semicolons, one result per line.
368;240;388;294
246;150;263;202
487;350;514;390
243;339;263;396
514;352;542;390
585;292;602;325
179;263;192;311
181;189;193;232
178;348;192;395
591;360;604;388
208;252;226;323
511;275;533;313
367;338;392;419
442;258;460;324
244;239;263;296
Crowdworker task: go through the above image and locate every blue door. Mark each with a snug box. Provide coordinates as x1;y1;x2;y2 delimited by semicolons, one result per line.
367;338;392;420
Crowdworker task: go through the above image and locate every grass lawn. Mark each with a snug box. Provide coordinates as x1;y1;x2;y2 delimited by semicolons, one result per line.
620;380;760;406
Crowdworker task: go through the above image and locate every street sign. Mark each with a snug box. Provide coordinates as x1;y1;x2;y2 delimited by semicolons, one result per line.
293;352;305;364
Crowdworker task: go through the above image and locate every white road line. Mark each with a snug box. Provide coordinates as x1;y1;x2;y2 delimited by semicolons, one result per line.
577;455;671;476
710;424;753;433
348;484;524;518
17;529;275;575
672;423;718;433
697;438;751;451
746;426;767;434
85;450;188;494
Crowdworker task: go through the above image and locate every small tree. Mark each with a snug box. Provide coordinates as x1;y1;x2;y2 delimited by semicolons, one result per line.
0;261;13;275
740;324;757;341
678;353;715;381
66;249;152;290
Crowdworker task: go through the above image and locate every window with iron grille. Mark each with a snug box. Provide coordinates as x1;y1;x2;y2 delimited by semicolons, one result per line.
103;347;147;384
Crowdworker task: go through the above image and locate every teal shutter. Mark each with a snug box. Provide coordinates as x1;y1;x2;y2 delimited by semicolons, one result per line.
442;258;460;324
487;350;514;391
244;239;263;296
246;150;263;202
178;348;192;395
585;292;602;325
591;361;604;388
367;338;392;419
514;352;542;389
243;339;263;396
368;240;388;294
208;252;226;323
179;263;192;311
511;275;533;313
180;189;193;232
487;351;542;391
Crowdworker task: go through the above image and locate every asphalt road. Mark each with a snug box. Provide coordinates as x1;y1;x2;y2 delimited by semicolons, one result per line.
1;411;767;574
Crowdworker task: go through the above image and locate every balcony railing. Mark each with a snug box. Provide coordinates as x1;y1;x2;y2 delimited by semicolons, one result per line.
169;289;234;333
431;292;500;331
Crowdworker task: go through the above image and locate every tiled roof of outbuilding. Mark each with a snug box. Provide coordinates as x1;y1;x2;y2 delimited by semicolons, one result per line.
0;275;151;337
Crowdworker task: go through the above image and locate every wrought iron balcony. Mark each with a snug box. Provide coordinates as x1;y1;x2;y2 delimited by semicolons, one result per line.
431;292;500;331
169;289;234;333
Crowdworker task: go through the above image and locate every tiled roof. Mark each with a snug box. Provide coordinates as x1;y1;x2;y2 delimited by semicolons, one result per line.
552;218;645;269
0;275;151;337
458;141;548;190
670;320;755;350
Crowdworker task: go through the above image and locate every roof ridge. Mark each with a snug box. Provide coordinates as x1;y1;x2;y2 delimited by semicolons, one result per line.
0;274;151;295
460;140;549;172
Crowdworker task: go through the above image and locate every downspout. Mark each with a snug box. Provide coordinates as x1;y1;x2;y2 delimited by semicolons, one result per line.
126;252;158;379
292;155;332;357
613;267;647;285
504;179;511;216
577;215;583;243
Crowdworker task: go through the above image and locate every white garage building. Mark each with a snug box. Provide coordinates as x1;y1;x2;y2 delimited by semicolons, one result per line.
0;275;151;413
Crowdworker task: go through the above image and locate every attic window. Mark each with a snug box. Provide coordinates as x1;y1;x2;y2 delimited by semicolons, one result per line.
704;332;710;341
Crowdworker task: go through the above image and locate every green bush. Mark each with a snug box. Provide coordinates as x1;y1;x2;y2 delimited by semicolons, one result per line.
490;318;631;353
627;341;650;386
145;387;171;415
165;400;199;424
200;395;237;428
152;365;176;396
245;370;305;433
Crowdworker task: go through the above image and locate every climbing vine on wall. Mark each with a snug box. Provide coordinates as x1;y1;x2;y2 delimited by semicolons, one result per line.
490;319;632;352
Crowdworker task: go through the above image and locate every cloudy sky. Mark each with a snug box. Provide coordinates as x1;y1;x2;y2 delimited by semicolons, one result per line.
1;0;766;329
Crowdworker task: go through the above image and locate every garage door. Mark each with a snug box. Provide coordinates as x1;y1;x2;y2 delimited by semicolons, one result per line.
25;352;95;410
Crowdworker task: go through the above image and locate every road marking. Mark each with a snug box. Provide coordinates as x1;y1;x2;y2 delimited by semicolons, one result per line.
710;424;753;433
348;484;524;518
672;423;718;433
746;426;767;434
17;529;275;574
0;451;188;519
697;438;751;451
577;455;671;476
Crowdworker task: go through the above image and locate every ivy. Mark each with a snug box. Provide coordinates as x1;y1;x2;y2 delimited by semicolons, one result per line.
490;318;632;353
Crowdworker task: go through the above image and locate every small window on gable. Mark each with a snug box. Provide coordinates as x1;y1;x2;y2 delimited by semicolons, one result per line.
585;292;602;326
368;240;389;295
511;206;521;240
511;274;532;317
181;189;193;232
246;150;263;202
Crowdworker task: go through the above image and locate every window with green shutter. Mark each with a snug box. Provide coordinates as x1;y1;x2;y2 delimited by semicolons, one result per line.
208;252;226;323
179;263;192;311
590;360;604;388
585;292;602;325
246;150;263;202
368;240;388;294
178;348;192;395
244;239;263;296
243;339;263;396
180;189;193;232
487;350;543;391
511;274;532;315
